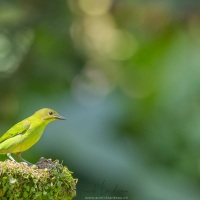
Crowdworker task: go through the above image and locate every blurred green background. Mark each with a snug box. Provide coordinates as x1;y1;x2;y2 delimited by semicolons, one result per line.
1;0;200;199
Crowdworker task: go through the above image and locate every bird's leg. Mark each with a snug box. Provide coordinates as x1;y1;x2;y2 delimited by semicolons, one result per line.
7;153;16;162
16;152;33;165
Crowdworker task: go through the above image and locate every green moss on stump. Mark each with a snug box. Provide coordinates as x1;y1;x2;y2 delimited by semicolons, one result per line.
0;158;77;200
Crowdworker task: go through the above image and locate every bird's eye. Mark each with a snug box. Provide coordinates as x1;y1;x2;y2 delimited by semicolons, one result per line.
49;111;53;115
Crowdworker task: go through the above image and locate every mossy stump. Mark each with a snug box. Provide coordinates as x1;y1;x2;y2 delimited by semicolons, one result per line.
0;157;77;200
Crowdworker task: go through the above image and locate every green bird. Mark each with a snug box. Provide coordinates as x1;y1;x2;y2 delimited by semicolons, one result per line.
0;108;65;165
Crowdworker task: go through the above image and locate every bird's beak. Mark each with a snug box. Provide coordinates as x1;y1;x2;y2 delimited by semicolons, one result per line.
54;114;66;120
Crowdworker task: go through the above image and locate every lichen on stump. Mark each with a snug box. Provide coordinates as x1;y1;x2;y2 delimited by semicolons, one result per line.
0;157;77;199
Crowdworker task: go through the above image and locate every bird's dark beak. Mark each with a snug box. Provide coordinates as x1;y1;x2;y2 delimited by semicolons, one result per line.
54;114;66;120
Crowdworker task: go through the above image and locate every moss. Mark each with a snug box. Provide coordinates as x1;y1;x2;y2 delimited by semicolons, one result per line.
0;157;77;200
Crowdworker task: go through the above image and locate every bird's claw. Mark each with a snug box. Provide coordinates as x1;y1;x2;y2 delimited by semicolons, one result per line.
21;162;29;166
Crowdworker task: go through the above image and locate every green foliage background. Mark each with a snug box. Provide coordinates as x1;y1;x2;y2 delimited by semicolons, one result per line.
0;0;200;199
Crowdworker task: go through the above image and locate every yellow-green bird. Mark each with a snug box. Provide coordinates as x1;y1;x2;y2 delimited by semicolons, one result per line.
0;108;65;165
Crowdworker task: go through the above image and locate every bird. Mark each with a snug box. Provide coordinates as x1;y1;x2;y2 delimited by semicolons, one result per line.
0;108;65;165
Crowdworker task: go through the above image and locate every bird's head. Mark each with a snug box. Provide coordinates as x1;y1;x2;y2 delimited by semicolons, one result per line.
34;108;66;122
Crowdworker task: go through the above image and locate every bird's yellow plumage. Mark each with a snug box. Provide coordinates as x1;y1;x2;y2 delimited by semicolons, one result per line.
0;108;65;164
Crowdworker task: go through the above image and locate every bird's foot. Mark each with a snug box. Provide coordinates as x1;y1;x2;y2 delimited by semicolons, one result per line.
21;160;33;166
21;162;29;166
7;153;16;162
16;152;33;166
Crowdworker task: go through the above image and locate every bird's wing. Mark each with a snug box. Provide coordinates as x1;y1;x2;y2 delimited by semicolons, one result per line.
0;120;30;143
